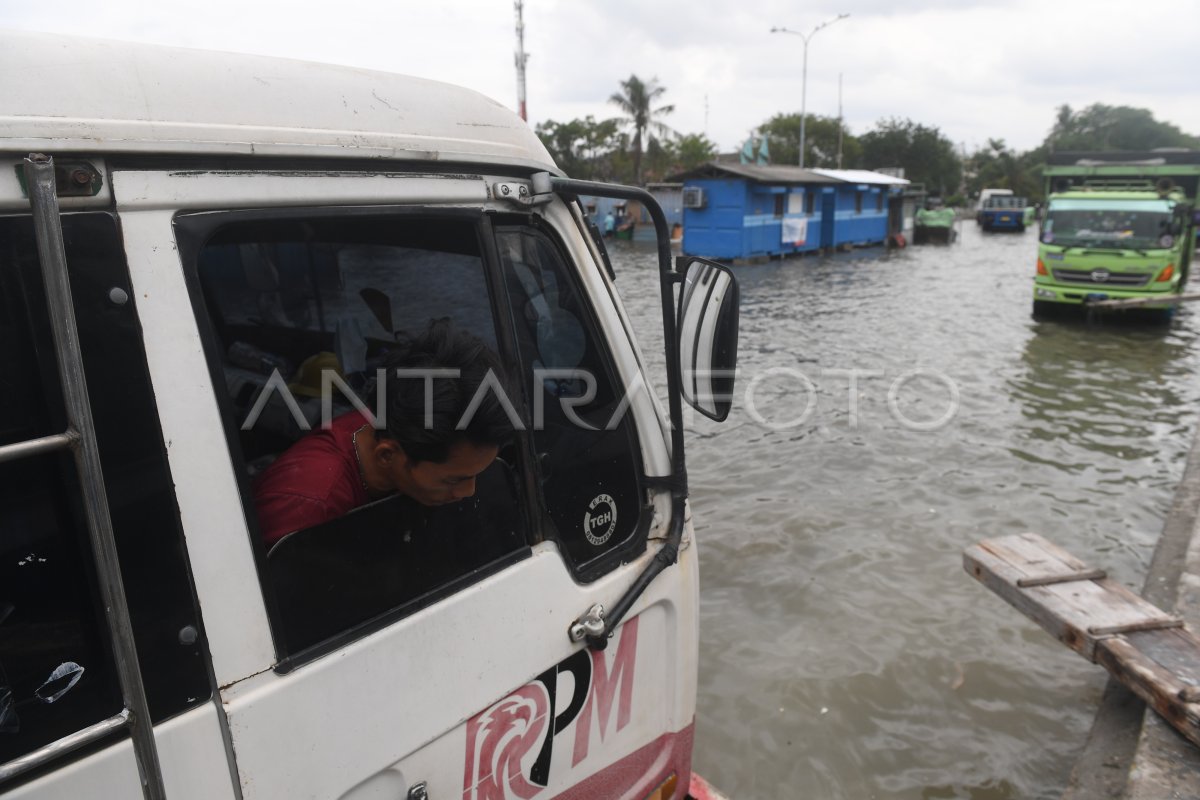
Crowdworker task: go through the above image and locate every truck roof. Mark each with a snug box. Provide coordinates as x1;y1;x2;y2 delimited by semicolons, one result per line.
0;30;558;172
1046;150;1200;167
1049;190;1178;201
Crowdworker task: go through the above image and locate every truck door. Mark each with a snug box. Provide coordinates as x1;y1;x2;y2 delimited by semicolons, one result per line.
113;168;696;799
0;209;235;798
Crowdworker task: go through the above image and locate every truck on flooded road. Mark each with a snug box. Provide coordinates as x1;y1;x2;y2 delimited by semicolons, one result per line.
1032;151;1200;316
0;31;740;800
978;194;1030;232
975;187;1013;226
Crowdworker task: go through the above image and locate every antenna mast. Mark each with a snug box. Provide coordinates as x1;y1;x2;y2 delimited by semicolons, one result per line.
514;1;529;121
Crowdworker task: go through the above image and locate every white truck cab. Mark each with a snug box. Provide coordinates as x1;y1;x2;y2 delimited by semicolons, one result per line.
0;32;739;800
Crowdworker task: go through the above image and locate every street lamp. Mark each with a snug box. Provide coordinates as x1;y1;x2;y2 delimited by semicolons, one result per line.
771;13;849;169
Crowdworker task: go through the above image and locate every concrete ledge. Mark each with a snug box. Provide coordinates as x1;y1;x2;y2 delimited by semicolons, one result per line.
1063;421;1200;799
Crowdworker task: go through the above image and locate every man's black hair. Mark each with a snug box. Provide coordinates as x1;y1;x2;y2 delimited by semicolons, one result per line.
379;319;518;464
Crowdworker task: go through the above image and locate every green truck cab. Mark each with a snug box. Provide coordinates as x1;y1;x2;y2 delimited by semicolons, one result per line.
1033;152;1200;315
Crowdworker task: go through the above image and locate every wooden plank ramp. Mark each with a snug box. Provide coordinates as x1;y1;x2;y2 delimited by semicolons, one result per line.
964;532;1200;748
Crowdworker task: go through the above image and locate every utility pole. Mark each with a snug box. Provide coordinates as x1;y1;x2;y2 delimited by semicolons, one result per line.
771;13;849;169
514;1;529;121
836;72;844;170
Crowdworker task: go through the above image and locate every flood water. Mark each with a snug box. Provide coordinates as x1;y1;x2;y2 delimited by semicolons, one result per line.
606;223;1200;799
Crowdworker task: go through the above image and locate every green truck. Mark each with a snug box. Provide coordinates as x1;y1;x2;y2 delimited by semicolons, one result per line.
1033;151;1200;316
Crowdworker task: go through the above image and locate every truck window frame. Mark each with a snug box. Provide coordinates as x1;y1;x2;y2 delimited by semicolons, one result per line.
174;205;550;665
0;210;212;785
483;213;651;583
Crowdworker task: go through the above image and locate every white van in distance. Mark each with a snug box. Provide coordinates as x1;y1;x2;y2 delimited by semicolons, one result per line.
0;31;739;800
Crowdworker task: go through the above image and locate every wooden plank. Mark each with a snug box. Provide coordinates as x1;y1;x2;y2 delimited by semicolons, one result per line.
1096;635;1200;748
966;533;1200;749
1090;618;1183;636
965;533;1180;660
1124;628;1200;689
1018;569;1107;587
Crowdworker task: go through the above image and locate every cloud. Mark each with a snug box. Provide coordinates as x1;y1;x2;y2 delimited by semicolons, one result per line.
2;0;1198;156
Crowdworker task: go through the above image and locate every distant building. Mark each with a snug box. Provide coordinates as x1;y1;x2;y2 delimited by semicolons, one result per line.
672;163;909;260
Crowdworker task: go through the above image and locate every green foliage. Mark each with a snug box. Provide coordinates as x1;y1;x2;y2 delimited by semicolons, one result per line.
673;133;719;172
535;116;623;180
859;118;962;196
756;113;860;168
609;75;676;184
639;133;718;182
960;105;1199;204
535;116;716;184
541;92;1200;206
1047;104;1200;152
964;138;1041;200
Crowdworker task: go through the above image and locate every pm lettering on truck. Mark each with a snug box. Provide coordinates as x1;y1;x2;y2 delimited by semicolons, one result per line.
463;617;639;799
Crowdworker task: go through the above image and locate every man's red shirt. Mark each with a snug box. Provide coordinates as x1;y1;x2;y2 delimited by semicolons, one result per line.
253;411;371;547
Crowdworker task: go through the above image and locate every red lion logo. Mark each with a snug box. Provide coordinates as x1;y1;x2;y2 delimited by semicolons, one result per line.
462;617;641;800
463;684;551;800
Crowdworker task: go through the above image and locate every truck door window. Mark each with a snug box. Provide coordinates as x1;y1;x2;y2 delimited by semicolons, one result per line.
494;225;646;580
180;212;528;659
0;213;209;774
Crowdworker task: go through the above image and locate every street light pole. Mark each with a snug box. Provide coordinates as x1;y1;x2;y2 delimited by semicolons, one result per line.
771;13;849;169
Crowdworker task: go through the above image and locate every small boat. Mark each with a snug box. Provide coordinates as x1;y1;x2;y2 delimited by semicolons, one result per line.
913;205;957;244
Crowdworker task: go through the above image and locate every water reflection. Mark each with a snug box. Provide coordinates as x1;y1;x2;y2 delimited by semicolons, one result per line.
604;227;1200;799
1012;318;1193;459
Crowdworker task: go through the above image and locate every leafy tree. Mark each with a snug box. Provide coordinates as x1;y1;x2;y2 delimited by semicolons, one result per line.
756;113;860;168
535;116;622;180
641;137;675;183
608;75;675;184
633;133;718;183
965;138;1040;199
1046;103;1200;152
673;133;718;172
859;118;961;196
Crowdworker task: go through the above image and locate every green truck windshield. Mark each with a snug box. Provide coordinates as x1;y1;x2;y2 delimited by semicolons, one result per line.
1044;198;1174;249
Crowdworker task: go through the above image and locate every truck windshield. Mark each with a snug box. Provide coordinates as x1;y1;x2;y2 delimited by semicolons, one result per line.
985;196;1026;209
1044;198;1174;249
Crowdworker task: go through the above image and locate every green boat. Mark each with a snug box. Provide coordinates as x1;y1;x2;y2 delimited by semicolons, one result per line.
913;206;957;244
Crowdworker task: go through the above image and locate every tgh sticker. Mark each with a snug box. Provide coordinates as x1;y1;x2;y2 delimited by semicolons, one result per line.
584;494;617;545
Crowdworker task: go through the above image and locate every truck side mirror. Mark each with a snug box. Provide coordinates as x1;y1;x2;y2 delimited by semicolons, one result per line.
677;257;739;421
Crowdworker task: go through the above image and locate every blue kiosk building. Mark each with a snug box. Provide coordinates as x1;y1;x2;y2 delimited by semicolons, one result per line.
675;163;909;261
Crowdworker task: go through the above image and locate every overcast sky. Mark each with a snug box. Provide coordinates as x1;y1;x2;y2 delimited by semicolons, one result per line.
4;0;1198;157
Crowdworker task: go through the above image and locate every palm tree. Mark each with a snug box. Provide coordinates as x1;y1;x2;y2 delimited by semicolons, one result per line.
608;75;675;185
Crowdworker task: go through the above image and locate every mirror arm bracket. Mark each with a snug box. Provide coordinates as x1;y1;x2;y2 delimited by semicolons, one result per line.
549;175;690;652
642;474;685;493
